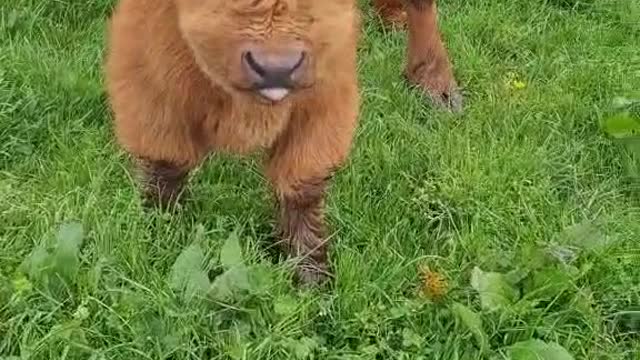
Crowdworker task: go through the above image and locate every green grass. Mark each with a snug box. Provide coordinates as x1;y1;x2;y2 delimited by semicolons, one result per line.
1;0;639;358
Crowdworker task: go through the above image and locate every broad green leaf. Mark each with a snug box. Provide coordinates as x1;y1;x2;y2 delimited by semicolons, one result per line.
471;267;519;311
209;272;233;301
161;333;181;353
184;270;210;300
226;341;245;360
53;222;84;280
220;231;243;268
506;268;530;285
21;245;50;278
193;224;206;242
294;338;316;359
612;311;640;333
451;302;489;351
508;339;574;360
612;96;639;110
12;276;33;295
560;221;609;253
7;10;19;30
284;336;319;359
57;222;84;251
48;320;87;344
169;243;210;300
210;265;250;302
73;305;90;321
547;245;577;264
401;328;424;348
89;258;107;292
526;266;574;300
247;263;275;295
603;112;640;139
227;265;251;291
274;294;298;316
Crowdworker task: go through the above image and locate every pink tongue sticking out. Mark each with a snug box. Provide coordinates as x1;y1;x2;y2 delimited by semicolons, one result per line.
259;88;290;102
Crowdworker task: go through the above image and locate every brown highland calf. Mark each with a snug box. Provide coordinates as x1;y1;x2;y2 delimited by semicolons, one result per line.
105;0;460;285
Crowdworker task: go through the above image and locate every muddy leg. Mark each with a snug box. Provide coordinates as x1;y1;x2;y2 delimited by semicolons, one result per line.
264;56;358;284
275;174;333;285
135;157;191;209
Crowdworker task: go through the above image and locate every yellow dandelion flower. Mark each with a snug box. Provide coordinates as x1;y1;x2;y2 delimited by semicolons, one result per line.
419;266;449;301
512;80;526;90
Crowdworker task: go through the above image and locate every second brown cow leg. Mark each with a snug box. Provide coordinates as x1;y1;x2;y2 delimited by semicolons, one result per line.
404;0;462;111
374;0;463;111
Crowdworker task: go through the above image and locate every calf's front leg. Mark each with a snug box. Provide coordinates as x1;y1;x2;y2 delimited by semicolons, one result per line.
276;173;333;285
266;87;359;285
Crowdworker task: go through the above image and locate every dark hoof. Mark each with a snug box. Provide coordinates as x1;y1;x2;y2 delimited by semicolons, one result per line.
404;72;464;113
294;260;332;287
426;83;464;113
140;187;184;210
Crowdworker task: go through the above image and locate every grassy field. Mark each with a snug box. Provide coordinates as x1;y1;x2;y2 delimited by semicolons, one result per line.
1;0;639;359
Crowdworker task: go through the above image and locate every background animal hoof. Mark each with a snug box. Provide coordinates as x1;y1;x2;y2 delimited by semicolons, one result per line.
295;261;331;287
404;71;464;113
427;84;464;113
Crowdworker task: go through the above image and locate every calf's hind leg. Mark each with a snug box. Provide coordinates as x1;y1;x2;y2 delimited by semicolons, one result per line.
373;0;463;112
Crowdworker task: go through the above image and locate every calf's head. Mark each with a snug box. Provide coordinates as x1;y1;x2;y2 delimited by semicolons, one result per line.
174;0;358;103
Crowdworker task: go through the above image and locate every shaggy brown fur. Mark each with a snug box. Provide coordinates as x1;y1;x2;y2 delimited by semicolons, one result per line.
105;0;459;285
106;0;360;285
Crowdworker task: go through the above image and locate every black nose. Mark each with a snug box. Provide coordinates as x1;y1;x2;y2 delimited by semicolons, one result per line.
242;50;306;89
